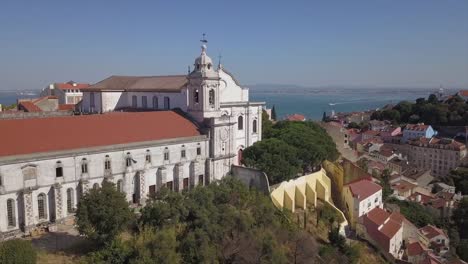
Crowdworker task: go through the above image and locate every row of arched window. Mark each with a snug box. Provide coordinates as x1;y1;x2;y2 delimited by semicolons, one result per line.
237;116;258;133
193;89;215;107
131;95;170;110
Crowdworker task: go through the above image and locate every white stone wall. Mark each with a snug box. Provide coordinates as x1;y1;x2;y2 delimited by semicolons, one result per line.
0;137;208;233
357;190;383;217
218;69;248;103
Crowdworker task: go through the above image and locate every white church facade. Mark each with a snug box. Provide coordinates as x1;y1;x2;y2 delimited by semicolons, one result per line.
0;44;264;239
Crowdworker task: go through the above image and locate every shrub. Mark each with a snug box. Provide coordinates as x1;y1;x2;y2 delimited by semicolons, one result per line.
0;239;37;264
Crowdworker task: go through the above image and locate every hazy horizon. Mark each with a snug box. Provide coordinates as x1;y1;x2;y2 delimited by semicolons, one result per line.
1;1;467;90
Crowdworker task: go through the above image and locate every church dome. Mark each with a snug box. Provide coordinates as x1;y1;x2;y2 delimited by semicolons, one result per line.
194;44;214;71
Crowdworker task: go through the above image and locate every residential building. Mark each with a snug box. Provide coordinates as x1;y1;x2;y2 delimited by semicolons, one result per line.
285;113;306;121
360;207;404;259
40;81;90;105
402;124;437;143
17;96;74;113
0;43;264;239
457;90;468;101
343;178;383;228
419;225;450;255
369;120;389;131
407;137;467;177
405;241;428;264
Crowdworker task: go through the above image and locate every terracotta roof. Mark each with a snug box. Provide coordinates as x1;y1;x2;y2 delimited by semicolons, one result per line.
458;90;468;97
391;180;417;193
58;104;75;111
419;225;447;240
405;124;430;131
408;192;434;204
88;75;187;92
363;130;380;136
285;114;306;121
380;215;402;238
55;81;90;90
32;96;58;103
407;241;427;256
421;252;442;264
0;111;202;158
365;207;389;225
18;101;42;112
364;208;403;238
346;178;382;201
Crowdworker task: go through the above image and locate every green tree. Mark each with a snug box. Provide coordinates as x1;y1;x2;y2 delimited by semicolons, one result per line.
449;168;468;195
347;122;360;129
242;138;302;184
322;111;327;122
453;198;468;239
85;238;132;264
0;239;36;264
262;109;274;139
428;94;439;104
130;227;181;264
271;105;277;120
387;198;437;227
380;169;393;200
76;180;133;244
458;240;468;262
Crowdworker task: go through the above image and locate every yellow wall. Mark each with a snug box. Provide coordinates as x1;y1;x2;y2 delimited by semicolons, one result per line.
270;169;348;235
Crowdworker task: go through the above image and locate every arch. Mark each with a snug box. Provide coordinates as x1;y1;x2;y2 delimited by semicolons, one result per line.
81;158;88;174
7;198;16;227
238;115;244;130
152;96;158;109
164;97;170;109
209;89;215;106
37;193;47;220
93;183;99;190
253;119;258;133
66;188;74;214
194;89;199;103
238;148;244;165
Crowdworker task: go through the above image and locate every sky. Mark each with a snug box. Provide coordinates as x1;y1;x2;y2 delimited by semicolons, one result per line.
0;0;467;90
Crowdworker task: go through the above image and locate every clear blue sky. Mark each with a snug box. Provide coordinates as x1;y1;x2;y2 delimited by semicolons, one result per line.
1;0;467;90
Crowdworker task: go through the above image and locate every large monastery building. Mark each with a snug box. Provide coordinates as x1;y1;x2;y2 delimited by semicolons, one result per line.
0;44;264;239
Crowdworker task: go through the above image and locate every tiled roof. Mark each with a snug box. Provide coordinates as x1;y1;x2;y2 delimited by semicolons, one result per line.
408;137;465;151
0;111;202;158
58;104;75;111
407;241;427;256
363;130;380;136
458;90;468;97
405;124;429;131
391;180;417;193
87;75;187;92
366;207;389;226
420;225;447;240
285;114;306;121
18;101;42;112
346;178;382;201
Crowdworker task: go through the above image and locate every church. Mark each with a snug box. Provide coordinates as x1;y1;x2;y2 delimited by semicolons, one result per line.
0;44;264;239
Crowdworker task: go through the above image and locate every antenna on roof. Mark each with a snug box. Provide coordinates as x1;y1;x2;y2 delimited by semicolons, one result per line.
188;65;191;74
218;53;222;69
200;33;208;43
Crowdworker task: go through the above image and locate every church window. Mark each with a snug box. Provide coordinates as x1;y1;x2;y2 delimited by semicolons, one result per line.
132;95;137;108
38;193;47;220
105;155;111;171
194;89;199;103
66;188;74;214
7;199;15;227
81;158;88;174
164;97;170;109
238;116;244;130
196;64;200;70
207;63;211;70
56;161;63;177
164;147;170;161
90;92;95;108
152;96;158;109
181;150;186;158
142;96;148;108
209;89;215;106
253;119;258;133
197;146;201;156
126;153;132;167
117;180;123;192
145;150;151;163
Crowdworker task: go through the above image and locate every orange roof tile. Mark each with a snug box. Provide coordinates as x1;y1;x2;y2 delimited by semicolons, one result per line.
19;101;42;112
0;111;202;158
346;178;382;201
285;114;306;121
420;225;447;240
407;241;427;256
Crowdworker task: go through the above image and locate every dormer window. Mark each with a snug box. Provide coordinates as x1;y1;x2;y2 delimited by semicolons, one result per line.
56;161;63;177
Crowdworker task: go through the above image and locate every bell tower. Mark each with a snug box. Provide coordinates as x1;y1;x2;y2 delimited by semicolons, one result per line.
187;44;221;122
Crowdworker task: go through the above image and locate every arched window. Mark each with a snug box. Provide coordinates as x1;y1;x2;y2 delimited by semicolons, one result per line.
145;150;151;163
164;147;170;161
152;96;158;109
81;158;88;174
7;199;15;227
209;89;215;106
164;97;170;109
194;89;199;103
238;116;244;130
132;95;137;108
142;96;148;108
66;188;74;214
104;155;111;171
207;63;211;70
38;193;47;220
93;183;99;189
56;161;63;177
253;119;258;133
117;180;123;192
126;152;132;167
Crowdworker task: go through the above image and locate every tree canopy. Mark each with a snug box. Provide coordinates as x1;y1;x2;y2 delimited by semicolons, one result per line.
242;120;338;184
75;180;133;244
371;94;468;126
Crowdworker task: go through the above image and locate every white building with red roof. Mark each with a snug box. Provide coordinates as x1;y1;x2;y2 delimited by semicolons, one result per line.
342;178;383;228
360;207;404;259
40;80;90;105
419;225;450;255
402;123;437;143
0;43;265;239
